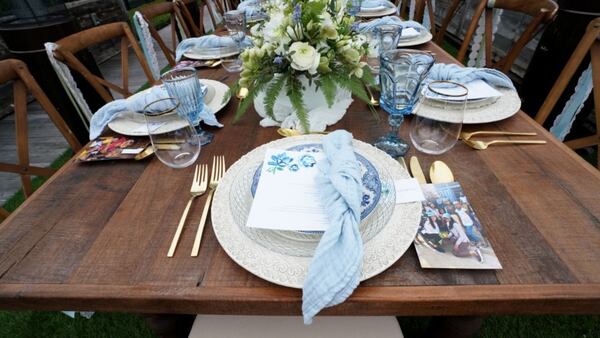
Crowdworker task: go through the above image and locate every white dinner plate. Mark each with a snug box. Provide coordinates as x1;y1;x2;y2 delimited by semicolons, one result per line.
211;135;422;288
108;79;230;136
357;1;397;18
397;30;433;47
417;88;521;124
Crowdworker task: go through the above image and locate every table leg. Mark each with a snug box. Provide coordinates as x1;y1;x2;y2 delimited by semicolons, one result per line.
421;316;485;338
143;313;196;338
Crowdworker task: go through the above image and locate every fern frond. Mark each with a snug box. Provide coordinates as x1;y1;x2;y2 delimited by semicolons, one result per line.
286;76;310;133
233;76;270;123
224;81;240;105
263;74;287;121
320;74;337;108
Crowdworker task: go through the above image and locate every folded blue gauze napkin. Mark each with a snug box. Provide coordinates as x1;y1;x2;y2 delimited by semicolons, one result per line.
361;0;389;8
237;0;261;19
175;35;252;62
426;63;516;90
302;130;363;325
358;16;422;33
88;85;222;140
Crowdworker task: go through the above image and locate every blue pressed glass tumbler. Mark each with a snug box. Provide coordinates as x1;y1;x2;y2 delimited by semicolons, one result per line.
161;67;205;125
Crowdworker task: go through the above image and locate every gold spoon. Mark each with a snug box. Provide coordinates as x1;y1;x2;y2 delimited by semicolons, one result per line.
277;128;330;137
460;130;537;141
209;60;222;68
463;139;547;150
429;160;454;184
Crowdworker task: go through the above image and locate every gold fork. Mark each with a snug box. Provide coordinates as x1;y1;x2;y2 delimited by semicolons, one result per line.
460;130;537;140
167;164;208;257
191;156;226;256
463;139;547;150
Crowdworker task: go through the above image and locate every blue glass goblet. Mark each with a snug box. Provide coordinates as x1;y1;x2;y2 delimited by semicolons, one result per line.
374;49;435;158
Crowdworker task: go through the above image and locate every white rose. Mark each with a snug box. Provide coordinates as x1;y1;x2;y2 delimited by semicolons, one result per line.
289;42;320;74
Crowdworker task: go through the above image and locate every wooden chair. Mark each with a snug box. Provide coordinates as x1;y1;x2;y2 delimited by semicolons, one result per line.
0;59;82;220
53;22;156;103
195;0;225;35
137;0;195;67
437;0;558;74
534;18;600;168
395;0;436;34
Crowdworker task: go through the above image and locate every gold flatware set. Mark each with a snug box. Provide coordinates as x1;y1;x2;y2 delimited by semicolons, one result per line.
168;155;226;257
460;130;546;150
409;156;454;184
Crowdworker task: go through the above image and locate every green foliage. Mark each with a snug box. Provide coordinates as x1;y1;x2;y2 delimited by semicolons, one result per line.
263;74;288;121
317;74;337;108
233;75;271;123
286;76;310;132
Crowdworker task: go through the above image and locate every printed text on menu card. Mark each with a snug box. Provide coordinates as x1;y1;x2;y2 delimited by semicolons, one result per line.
246;149;330;231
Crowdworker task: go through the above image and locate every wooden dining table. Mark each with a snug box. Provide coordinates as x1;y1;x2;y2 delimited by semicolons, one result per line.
1;41;599;336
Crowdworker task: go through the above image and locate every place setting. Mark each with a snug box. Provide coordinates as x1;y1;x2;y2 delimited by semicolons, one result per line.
70;0;546;326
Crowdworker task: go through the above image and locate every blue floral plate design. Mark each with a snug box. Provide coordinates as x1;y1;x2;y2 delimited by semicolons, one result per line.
250;143;382;221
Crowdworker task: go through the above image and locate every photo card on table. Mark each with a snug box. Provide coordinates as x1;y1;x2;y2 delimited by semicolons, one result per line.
414;182;502;269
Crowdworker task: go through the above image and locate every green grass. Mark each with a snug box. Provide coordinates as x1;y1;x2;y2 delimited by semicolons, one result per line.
398;315;600;338
0;311;155;338
127;0;172;31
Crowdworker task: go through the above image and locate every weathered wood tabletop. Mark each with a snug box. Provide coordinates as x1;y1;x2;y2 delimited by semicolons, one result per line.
1;42;599;316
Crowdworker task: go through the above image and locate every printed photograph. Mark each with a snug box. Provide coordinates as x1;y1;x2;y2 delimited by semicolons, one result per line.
414;182;502;269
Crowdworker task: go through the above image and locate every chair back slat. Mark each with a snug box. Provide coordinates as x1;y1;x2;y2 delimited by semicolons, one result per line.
534;18;600;168
54;22;155;102
0;59;81;220
444;0;558;74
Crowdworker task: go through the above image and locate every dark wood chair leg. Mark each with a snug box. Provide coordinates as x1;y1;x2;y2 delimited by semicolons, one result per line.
421;316;486;338
143;313;196;338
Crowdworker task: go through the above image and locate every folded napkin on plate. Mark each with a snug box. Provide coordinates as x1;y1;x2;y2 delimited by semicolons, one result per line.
237;0;263;19
426;63;516;90
88;85;222;140
302;130;363;325
358;16;422;34
361;0;392;9
175;35;252;62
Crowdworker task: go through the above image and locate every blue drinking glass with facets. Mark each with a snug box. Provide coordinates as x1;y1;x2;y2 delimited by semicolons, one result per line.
374;49;435;158
161;67;213;145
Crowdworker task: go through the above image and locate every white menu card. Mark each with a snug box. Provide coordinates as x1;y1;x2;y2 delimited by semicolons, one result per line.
246;149;330;231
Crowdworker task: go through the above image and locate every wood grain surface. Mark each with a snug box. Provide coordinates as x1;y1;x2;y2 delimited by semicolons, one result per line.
1;42;599;316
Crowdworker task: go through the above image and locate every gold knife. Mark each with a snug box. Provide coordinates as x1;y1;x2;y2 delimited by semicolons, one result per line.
409;156;427;184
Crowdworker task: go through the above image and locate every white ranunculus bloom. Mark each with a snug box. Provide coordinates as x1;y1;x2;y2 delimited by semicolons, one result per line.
263;12;285;43
289;42;320;74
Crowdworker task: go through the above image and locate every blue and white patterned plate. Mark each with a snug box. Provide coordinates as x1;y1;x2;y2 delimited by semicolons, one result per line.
250;143;382;221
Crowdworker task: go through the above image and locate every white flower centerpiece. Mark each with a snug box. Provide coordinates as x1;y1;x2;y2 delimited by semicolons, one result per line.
230;0;376;132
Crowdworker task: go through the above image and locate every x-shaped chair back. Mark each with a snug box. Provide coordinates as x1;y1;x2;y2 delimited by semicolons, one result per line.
0;59;82;220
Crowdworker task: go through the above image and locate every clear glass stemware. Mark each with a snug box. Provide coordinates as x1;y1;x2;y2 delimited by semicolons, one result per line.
410;81;468;155
223;10;246;73
143;97;201;169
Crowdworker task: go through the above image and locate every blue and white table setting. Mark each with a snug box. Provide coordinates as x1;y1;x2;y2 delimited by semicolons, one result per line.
356;0;397;18
359;17;433;47
176;35;253;61
417;63;522;124
210;131;422;322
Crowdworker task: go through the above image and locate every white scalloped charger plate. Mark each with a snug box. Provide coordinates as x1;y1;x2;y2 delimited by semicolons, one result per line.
417;88;521;124
397;30;433;47
108;79;230;136
211;135;422;288
357;2;397;18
